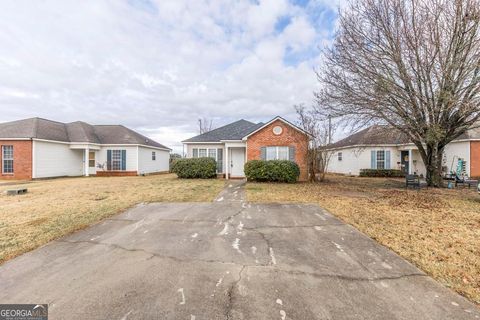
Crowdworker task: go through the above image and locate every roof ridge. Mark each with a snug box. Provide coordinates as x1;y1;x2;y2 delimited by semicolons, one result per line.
33;117;39;139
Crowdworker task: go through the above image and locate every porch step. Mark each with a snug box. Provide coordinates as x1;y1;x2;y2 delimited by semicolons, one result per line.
5;188;28;196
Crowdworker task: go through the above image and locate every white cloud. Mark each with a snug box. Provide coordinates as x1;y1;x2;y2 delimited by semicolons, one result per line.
0;0;338;153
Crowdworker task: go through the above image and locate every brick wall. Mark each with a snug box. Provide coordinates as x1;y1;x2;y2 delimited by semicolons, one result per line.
470;141;480;179
0;140;33;180
96;171;138;177
246;119;309;181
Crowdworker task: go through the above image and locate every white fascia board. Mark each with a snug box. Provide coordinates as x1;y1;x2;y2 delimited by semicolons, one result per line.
0;138;31;141
182;141;222;144
324;144;401;151
99;144;171;151
30;139;170;151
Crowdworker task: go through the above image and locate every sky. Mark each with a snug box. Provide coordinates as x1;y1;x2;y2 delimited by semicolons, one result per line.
0;0;344;153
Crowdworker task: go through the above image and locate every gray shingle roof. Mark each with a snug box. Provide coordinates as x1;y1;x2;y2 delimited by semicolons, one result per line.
0;117;170;149
329;124;480;149
183;119;264;143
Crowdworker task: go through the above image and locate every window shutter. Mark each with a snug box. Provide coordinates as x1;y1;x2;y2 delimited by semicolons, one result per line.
121;150;126;171
289;146;295;162
260;147;266;160
371;150;377;169
385;150;391;169
107;150;112;170
192;148;198;158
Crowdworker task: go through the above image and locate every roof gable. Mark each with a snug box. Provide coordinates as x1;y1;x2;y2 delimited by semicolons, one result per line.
242;116;311;140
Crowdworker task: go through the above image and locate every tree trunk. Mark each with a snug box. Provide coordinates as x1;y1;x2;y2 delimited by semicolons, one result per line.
308;149;318;182
422;145;444;187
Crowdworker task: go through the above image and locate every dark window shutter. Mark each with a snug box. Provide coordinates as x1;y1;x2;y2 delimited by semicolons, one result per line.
289;146;295;162
107;150;112;170
371;150;377;169
192;148;198;158
121;150;126;171
260;147;266;160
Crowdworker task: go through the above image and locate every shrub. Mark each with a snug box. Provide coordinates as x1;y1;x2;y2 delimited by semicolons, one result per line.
171;157;217;179
244;160;300;183
359;169;405;177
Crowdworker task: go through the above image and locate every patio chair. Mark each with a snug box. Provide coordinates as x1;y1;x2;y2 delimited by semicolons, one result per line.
406;174;420;189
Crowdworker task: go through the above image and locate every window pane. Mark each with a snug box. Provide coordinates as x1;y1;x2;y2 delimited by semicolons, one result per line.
152;152;156;160
199;149;207;157
112;150;122;170
2;146;13;173
208;149;216;159
266;147;276;160
338;152;342;161
3;159;13;173
376;150;385;169
3;146;13;159
278;147;289;160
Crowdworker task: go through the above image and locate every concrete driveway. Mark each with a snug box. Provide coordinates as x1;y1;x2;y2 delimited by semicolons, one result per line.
0;182;478;319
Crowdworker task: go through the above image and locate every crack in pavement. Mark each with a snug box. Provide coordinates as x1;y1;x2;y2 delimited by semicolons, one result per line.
54;239;424;283
108;218;220;224
243;223;344;230
225;265;246;320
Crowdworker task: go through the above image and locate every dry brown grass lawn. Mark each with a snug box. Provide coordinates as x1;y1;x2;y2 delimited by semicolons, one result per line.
246;175;480;305
0;174;224;264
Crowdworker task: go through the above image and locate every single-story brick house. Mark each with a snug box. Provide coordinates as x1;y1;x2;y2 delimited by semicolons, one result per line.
182;116;310;181
0;117;171;180
327;125;480;178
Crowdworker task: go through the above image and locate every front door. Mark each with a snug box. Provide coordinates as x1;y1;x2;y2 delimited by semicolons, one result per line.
230;148;245;177
401;151;409;174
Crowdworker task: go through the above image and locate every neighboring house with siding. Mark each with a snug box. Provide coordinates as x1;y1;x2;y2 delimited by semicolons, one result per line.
327;125;480;178
182;116;310;181
0;117;171;180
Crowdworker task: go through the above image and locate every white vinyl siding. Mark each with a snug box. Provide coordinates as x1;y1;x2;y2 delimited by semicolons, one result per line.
138;146;169;174
33;140;84;178
95;146;138;172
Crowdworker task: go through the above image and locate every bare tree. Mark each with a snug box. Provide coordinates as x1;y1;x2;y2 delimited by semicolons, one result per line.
316;0;480;186
296;104;335;182
198;118;214;134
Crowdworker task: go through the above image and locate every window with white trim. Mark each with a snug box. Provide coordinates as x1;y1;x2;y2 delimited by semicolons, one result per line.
152;151;156;161
112;150;122;171
198;148;207;157
266;146;289;160
338;152;342;161
2;145;13;174
192;148;223;173
376;150;385;169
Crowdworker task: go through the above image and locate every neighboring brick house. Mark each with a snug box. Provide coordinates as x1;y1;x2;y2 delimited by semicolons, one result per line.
0;117;171;180
327;125;480;178
183;116;310;181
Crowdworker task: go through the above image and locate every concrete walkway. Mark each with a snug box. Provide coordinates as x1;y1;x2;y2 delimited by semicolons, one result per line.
0;183;478;319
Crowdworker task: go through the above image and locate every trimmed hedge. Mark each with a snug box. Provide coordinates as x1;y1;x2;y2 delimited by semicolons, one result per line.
359;169;405;177
171;157;217;179
244;160;300;183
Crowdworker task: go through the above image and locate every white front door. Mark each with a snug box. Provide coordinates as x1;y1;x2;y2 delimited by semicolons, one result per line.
230;148;245;177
